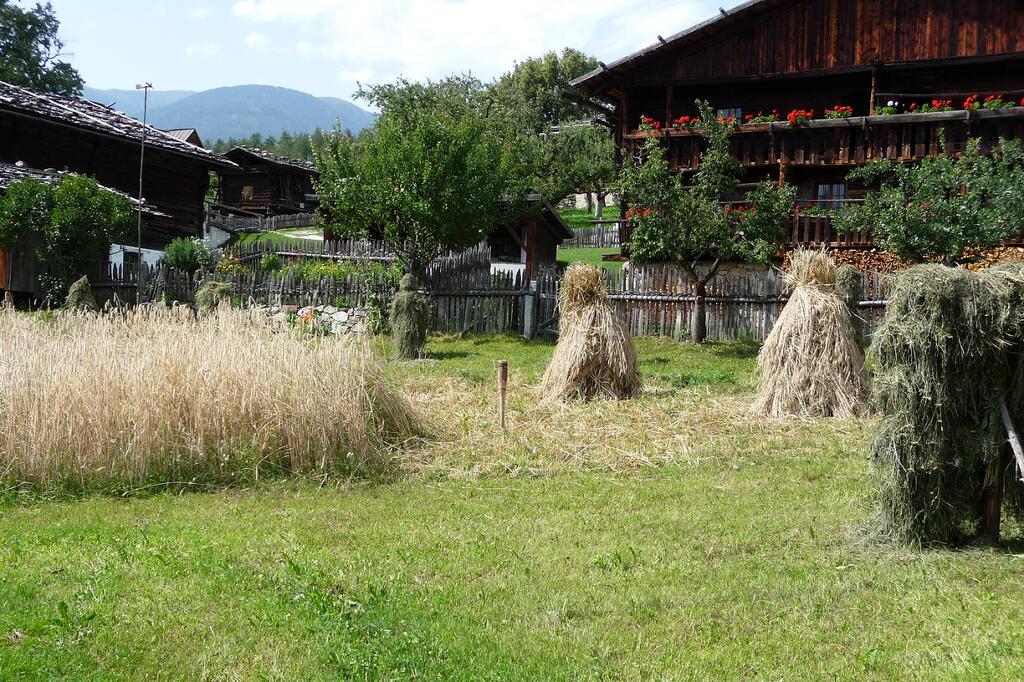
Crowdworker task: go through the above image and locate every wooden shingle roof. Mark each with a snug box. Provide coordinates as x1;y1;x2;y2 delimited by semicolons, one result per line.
0;80;234;168
0;161;169;217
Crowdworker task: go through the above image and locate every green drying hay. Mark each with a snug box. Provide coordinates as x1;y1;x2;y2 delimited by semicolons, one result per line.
195;281;233;313
870;262;1024;545
752;250;869;418
835;264;865;348
65;276;97;312
391;274;431;360
539;263;640;402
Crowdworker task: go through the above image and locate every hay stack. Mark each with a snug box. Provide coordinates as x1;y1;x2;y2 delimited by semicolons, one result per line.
195;281;233;313
871;263;1024;545
539;263;640;401
391;274;431;360
65;276;97;312
752;249;869;418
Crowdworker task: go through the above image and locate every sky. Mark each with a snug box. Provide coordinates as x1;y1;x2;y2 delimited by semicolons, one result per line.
45;0;723;103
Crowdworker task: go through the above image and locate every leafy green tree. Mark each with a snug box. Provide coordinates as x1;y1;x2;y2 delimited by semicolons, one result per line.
162;237;211;274
617;101;796;343
489;48;615;213
0;1;82;96
541;123;616;217
315;76;534;358
0;175;132;302
489;48;599;133
835;138;1024;262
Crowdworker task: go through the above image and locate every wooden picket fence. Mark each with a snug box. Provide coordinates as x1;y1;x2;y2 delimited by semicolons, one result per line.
85;253;893;342
561;223;622;248
536;266;890;342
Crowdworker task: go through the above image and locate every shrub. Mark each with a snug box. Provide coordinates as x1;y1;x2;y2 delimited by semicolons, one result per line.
0;308;422;491
259;252;283;272
163;237;211;274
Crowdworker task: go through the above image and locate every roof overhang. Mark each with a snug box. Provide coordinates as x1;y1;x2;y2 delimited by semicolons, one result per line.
570;0;778;95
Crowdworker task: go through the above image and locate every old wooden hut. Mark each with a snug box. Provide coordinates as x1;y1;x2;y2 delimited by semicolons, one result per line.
568;0;1024;248
217;147;319;216
0;80;235;250
487;196;574;277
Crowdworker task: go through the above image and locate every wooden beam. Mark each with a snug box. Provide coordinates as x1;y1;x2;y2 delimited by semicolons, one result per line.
1001;398;1024;482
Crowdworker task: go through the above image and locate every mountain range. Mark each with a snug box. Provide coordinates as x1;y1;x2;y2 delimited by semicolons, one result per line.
82;84;376;145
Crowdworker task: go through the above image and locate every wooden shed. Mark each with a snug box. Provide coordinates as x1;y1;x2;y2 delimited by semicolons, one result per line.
217;147;319;216
0;80;235;249
487;196;574;278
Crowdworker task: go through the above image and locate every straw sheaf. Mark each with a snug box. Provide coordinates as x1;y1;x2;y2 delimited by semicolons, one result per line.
752;248;869;418
540;263;640;402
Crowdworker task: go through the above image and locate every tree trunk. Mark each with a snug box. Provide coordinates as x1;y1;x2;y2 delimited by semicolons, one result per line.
585;192;594;213
595;190;606;219
692;280;708;344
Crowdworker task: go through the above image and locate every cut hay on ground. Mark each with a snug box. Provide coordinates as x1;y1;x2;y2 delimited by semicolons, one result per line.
539;263;640;402
752;249;869;418
0;307;421;490
870;263;1024;545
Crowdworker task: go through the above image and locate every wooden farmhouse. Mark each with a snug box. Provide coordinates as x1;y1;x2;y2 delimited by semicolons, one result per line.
217;147;319;216
0;80;234;252
568;0;1024;249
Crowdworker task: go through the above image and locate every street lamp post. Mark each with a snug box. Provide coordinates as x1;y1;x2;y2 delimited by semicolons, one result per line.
135;82;153;304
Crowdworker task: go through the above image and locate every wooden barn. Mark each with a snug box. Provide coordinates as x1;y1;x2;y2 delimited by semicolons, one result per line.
568;0;1024;248
217;147;319;216
0;80;234;250
487;196;574;277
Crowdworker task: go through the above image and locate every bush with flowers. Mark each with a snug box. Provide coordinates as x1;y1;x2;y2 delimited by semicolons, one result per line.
917;99;953;113
671;115;700;129
983;94;1007;110
787;108;814;126
824;105;853;119
215;252;249;275
744;110;780;124
638;115;662;131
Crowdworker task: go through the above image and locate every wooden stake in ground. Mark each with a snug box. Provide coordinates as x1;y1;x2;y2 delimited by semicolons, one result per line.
498;360;508;430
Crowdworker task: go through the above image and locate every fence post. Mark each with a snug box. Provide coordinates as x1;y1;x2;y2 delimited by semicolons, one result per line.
522;278;538;340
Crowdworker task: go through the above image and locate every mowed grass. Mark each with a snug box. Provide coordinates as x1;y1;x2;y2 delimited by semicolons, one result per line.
556;246;623;271
3;335;1024;679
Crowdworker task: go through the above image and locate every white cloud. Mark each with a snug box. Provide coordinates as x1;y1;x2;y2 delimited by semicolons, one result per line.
245;32;269;50
185;43;223;57
231;0;713;92
188;6;212;20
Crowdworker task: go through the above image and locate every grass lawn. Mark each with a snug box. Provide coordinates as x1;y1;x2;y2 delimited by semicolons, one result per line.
558;207;618;232
234;227;322;247
556;247;623;271
4;335;1024;679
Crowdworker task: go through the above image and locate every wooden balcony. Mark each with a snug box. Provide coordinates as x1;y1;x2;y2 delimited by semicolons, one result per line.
624;108;1024;172
617;212;872;253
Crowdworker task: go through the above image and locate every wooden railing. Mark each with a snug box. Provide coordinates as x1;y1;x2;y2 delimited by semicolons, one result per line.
787;214;871;248
625;108;1024;171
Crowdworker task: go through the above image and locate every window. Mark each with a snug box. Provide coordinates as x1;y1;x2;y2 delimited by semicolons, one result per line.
816;183;846;209
717;107;742;121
